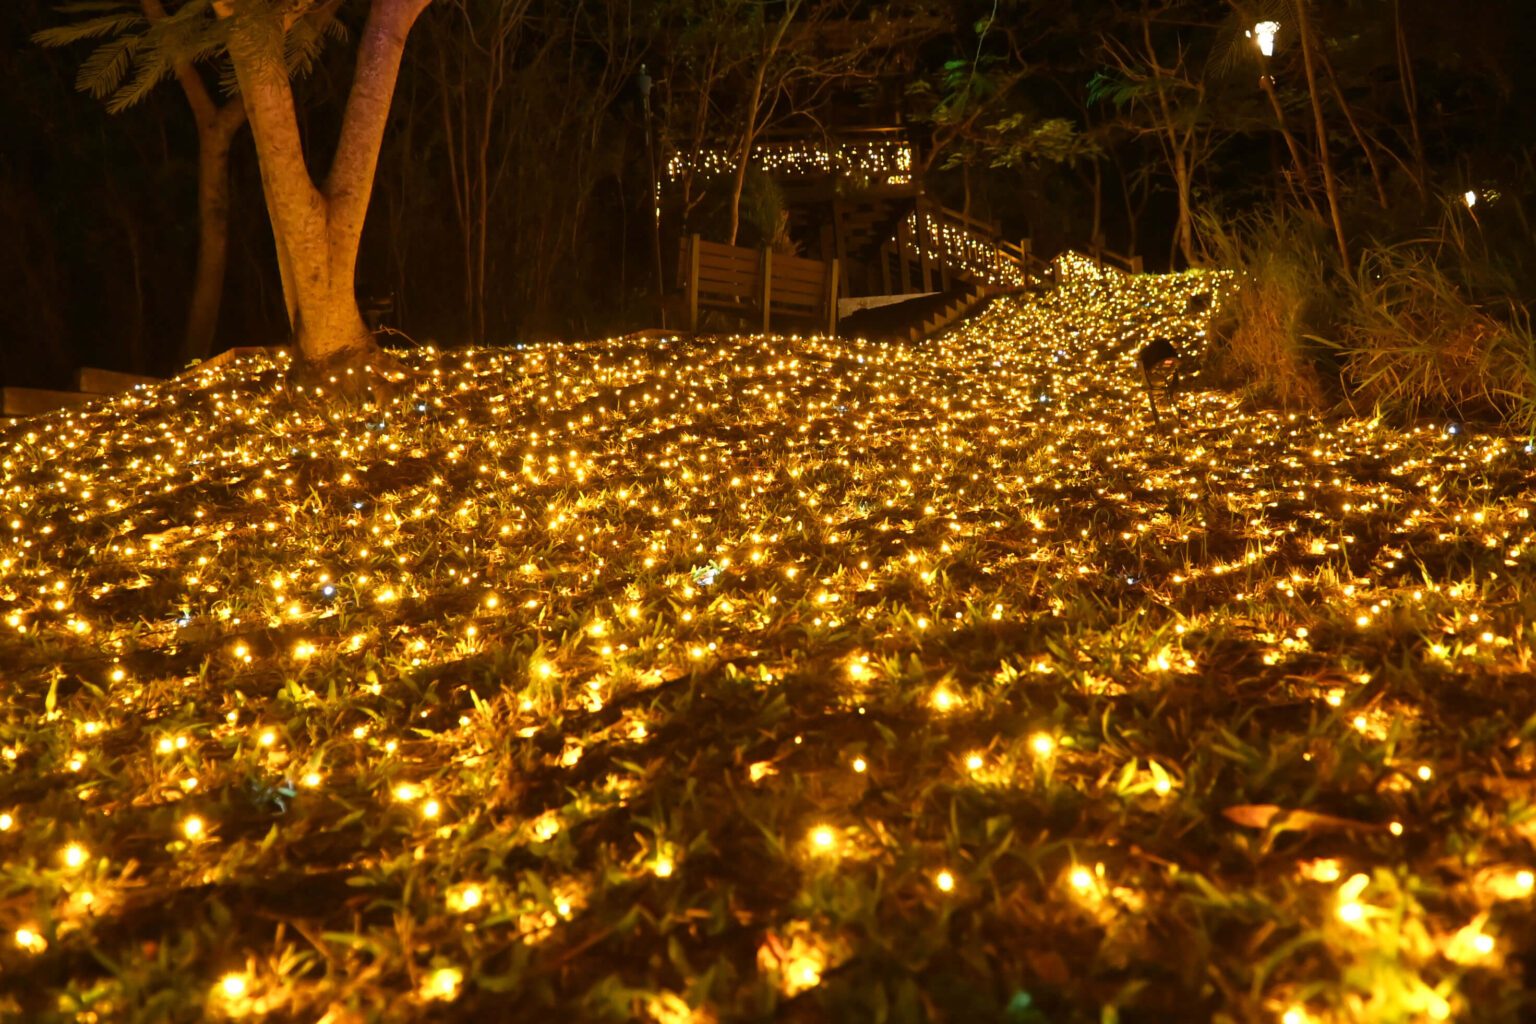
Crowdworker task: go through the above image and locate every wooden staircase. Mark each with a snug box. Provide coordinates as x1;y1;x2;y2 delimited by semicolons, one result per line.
903;284;1007;343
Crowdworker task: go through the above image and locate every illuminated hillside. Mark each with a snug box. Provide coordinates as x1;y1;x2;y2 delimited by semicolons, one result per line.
2;268;1534;1022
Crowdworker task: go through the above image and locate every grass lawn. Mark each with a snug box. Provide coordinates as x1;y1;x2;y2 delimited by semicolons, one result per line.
2;262;1535;1023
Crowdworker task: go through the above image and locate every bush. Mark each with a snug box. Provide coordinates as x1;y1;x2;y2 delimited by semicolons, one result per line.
1198;210;1337;410
1201;203;1536;435
1326;244;1536;432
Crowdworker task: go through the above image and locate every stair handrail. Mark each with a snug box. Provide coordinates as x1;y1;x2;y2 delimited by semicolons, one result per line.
1089;235;1144;275
901;198;1039;289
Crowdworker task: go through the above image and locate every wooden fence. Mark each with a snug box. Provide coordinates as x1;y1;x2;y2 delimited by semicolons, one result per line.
684;235;839;336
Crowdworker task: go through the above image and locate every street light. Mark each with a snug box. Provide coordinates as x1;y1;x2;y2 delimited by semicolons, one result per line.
1251;21;1280;58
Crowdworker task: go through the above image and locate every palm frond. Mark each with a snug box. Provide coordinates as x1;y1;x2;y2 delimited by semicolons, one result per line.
75;34;140;99
283;15;328;79
32;10;144;49
107;46;174;112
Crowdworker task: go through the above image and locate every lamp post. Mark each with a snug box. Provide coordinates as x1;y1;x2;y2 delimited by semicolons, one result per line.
1249;19;1314;214
1248;20;1280;86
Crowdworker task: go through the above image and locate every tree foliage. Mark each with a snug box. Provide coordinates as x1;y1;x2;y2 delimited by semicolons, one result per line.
33;0;341;113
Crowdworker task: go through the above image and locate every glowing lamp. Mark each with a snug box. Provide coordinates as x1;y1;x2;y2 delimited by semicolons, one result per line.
1252;21;1279;57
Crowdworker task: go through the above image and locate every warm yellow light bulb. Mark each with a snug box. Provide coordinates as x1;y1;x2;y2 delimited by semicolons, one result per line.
219;974;247;998
935;870;955;892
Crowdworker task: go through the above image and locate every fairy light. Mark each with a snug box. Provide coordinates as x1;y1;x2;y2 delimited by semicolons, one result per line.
62;843;87;869
1;253;1531;1015
422;967;462;1000
450;884;483;912
1337;873;1370;924
935;870;955;892
219;974;248;998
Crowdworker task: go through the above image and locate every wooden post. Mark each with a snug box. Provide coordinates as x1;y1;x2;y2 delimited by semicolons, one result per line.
831;197;852;300
917;201;935;293
827;257;840;337
880;241;893;294
761;247;773;334
898;220;914;294
1130;254;1144;275
688;234;701;332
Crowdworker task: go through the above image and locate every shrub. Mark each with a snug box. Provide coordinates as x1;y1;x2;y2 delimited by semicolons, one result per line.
1326;245;1536;432
1198;210;1337;410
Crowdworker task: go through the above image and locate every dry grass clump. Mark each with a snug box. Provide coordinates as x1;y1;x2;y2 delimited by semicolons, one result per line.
1330;246;1536;433
1199;212;1332;410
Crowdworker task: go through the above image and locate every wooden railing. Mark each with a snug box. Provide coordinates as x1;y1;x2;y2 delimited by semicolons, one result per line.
885;197;1053;293
1089;235;1144;275
683;235;839;335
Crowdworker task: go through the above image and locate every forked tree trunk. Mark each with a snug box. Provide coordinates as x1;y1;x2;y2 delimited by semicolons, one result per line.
140;0;249;366
183;105;247;364
217;0;431;377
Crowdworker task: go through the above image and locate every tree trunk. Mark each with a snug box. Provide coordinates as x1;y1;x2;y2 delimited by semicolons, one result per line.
1319;48;1388;210
139;0;250;366
1295;0;1348;269
726;84;759;246
1141;15;1194;266
183;104;247;364
218;0;430;378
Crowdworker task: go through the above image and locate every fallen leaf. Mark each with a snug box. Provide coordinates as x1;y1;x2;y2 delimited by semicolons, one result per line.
1222;804;1382;833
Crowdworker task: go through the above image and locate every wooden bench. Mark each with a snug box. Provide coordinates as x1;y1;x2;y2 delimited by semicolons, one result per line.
684;234;838;336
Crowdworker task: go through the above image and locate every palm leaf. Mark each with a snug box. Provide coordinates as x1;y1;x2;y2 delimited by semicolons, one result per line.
32;10;144;48
106;47;172;112
75;34;140;99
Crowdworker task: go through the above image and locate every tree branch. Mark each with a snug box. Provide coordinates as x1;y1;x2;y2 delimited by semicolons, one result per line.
324;0;433;248
140;0;216;126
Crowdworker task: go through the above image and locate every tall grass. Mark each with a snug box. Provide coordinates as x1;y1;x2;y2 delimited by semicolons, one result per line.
1201;200;1536;435
1327;243;1536;432
1197;210;1336;410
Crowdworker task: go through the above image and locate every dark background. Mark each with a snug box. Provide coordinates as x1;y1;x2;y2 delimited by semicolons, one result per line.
5;0;1534;389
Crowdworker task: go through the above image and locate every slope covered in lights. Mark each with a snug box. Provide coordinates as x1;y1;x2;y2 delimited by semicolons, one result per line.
1;269;1534;1022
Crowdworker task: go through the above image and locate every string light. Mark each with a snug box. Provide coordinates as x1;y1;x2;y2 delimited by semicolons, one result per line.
0;248;1530;1020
